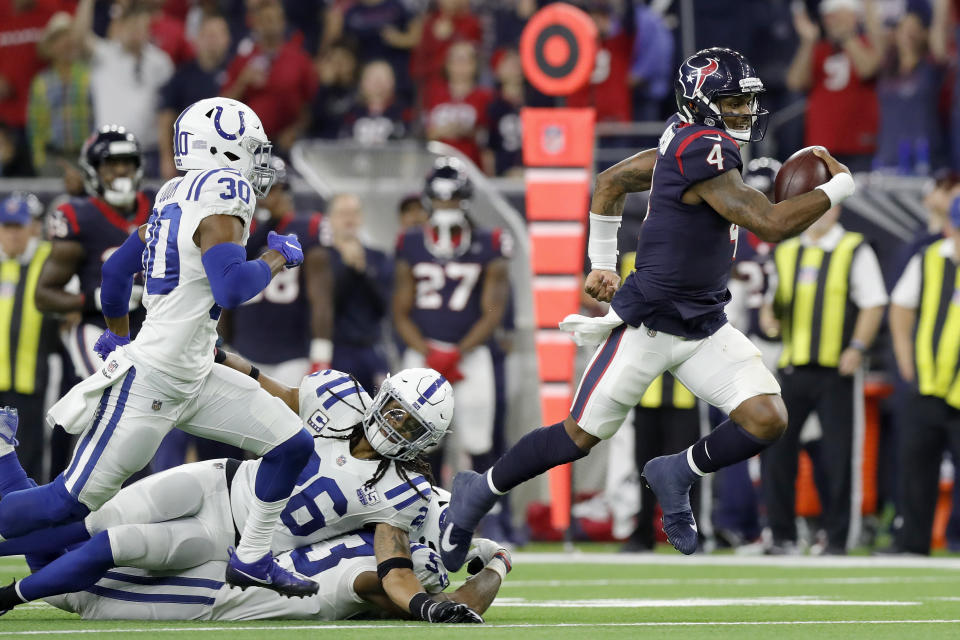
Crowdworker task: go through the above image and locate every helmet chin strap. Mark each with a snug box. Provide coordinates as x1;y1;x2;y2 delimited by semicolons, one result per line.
103;177;136;208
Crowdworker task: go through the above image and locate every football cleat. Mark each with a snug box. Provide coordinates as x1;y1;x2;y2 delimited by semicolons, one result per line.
441;471;499;572
0;407;19;448
641;453;699;555
225;548;318;598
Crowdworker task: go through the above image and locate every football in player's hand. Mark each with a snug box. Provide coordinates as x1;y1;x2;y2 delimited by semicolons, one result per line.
773;146;831;203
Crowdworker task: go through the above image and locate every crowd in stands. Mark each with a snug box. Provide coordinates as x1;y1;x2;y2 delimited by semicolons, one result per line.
1;0;958;178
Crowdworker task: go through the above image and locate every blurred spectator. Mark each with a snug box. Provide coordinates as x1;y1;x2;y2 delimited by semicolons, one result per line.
0;124;34;176
308;38;357;139
424;41;493;169
74;0;174;177
325;193;392;392
27;11;93;178
340;60;410;144
886;198;960;555
339;0;422;104
223;0;317;152
157;13;231;179
628;0;674;121
220;157;331;386
874;0;951;174
567;0;635;123
410;0;482;97
484;48;524;177
0;0;61;170
786;0;883;171
397;192;427;230
0;194;58;482
145;0;194;66
485;0;538;51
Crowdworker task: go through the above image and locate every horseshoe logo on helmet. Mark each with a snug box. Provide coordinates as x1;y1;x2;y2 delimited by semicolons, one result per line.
682;58;719;99
211;106;246;141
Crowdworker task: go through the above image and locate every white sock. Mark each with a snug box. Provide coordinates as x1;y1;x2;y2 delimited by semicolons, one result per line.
486;470;506;496
235;495;286;563
686;446;706;477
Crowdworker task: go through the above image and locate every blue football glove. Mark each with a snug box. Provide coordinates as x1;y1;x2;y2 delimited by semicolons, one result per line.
0;406;19;446
267;230;304;268
94;330;131;360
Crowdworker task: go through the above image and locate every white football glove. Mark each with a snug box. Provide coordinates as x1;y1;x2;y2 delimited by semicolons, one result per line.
465;538;512;580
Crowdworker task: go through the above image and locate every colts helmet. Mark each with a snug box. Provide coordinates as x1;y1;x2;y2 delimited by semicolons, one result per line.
362;368;453;462
675;47;768;143
79;125;143;209
742;157;782;200
172;97;276;197
424;157;474;259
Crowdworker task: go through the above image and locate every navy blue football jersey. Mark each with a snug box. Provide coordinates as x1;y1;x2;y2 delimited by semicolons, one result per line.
729;231;774;337
231;212;323;364
47;193;151;331
612;115;743;339
396;227;509;344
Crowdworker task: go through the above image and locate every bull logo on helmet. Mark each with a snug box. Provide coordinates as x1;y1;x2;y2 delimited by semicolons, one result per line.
681;58;720;99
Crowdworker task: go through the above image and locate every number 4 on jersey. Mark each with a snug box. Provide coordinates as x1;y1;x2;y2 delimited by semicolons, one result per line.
707;143;725;171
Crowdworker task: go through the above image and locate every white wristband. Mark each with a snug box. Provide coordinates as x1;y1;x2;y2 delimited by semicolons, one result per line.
483;554;510;581
587;212;621;272
814;173;856;208
310;338;332;364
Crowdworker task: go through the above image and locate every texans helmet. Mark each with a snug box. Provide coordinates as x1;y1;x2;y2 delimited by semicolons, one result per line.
742;157;782;200
79;125;143;208
675;47;768;143
424;156;473;205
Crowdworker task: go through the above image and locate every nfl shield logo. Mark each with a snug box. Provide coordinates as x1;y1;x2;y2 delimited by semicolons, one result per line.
336;455;347;466
151;400;163;411
105;361;118;375
799;265;820;284
542;124;566;156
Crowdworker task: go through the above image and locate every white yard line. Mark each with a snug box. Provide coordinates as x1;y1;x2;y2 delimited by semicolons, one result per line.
491;597;919;607
2;620;960;635
512;552;960;570
487;576;960;588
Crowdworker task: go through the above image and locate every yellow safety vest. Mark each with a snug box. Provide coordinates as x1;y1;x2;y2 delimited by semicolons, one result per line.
621;252;695;409
773;232;864;369
0;241;53;394
914;240;960;409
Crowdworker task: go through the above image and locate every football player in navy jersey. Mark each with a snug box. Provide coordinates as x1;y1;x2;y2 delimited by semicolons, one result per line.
35;126;151;378
219;157;333;386
440;47;858;568
393;157;511;479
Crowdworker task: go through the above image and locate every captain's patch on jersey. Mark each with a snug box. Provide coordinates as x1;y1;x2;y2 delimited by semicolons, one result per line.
357;485;381;506
306;408;329;434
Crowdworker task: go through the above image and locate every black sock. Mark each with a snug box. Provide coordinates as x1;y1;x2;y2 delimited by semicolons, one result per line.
0;581;23;610
490;422;589;493
690;418;774;474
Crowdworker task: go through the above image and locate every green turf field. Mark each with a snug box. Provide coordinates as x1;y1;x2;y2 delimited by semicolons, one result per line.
2;547;960;639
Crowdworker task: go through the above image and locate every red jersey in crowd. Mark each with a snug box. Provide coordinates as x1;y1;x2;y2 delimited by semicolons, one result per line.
150;11;193;67
0;0;63;127
567;30;633;122
224;34;318;138
424;83;492;168
805;37;879;155
411;11;483;93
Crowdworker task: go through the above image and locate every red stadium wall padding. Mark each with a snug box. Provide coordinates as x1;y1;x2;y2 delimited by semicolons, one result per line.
795;450;823;517
532;277;581;329
522;108;596;168
525;171;591;221
540;383;574;531
529;222;585;274
535;331;577;383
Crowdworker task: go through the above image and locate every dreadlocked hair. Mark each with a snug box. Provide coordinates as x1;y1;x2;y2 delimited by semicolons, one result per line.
318;376;435;501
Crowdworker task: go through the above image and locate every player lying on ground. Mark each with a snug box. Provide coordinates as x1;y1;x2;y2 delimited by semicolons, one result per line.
440;46;858;569
0;434;502;624
0;97;322;596
0;362;475;622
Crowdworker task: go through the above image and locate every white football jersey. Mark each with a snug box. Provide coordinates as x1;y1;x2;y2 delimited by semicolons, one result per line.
50;533;448;621
230;369;433;553
126;168;256;383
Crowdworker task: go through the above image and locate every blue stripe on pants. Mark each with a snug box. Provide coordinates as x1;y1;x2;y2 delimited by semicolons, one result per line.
570;324;627;421
68;368;138;498
62;387;113;482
